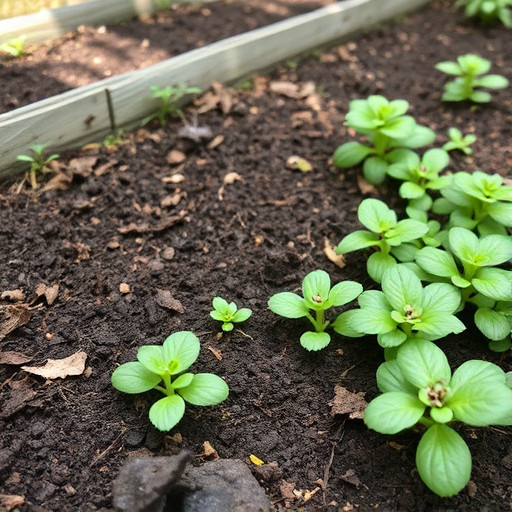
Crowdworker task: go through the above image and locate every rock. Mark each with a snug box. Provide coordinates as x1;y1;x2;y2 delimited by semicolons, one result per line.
180;459;272;512
112;451;191;512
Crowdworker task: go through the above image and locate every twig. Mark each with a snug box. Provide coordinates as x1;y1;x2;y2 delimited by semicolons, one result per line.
90;426;127;467
322;421;345;504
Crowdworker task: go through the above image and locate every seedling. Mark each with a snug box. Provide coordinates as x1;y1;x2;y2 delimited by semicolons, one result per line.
365;339;512;496
16;144;59;189
111;331;229;431
336;198;430;282
436;54;509;103
455;0;512;27
268;269;363;351
142;84;201;126
0;36;27;57
332;95;435;184
442;127;477;155
334;265;465;348
210;297;252;332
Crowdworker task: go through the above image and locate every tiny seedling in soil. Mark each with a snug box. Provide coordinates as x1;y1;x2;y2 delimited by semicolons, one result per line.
436;54;509;103
16;144;59;189
111;331;229;431
455;0;512;27
442;127;477;155
0;36;27;57
268;269;363;351
141;84;201;126
210;297;252;332
365;339;512;497
332;95;435;184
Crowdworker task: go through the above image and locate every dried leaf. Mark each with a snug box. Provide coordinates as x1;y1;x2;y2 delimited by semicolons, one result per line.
329;385;367;419
68;156;98;178
356;174;377;195
41;171;73;191
340;469;361;488
0;386;37;419
0;493;25;508
35;283;59;305
270;80;316;99
195;81;233;114
156;290;185;313
0;351;32;365
208;134;224;149
323;239;346;268
118;212;187;234
0;305;31;341
286;155;313;172
22;350;87;380
0;289;25;302
202;441;219;460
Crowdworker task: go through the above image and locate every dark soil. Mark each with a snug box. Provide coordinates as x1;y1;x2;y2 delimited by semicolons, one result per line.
1;1;512;511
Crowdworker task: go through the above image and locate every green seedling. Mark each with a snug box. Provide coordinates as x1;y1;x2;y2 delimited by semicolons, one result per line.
442;127;477;155
102;129;125;147
433;170;512;235
336;198;430;282
334;265;464;348
365;339;512;496
111;331;229;431
268;270;363;351
436;54;509;103
387;148;452;213
332;95;435;184
210;297;252;332
142;84;201;126
455;0;512;27
0;36;27;57
16;143;59;189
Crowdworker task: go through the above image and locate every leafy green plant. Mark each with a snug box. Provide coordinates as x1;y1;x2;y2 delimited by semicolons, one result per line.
365;339;512;496
268;270;363;351
111;331;229;431
0;36;27;57
336;198;430;282
142;84;201;126
334;265;465;348
433;170;512;235
436;54;509;103
455;0;512;27
442;127;477;155
16;143;59;189
102;129;125;147
210;297;252;332
332;95;435;184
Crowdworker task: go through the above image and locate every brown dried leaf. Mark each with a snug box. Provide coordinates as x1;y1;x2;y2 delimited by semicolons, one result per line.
41;171;73;192
195;81;233;114
22;350;87;380
330;385;368;419
0;305;31;341
356;174;377;195
0;493;25;508
156;290;185;313
0;351;32;365
323;239;346;268
201;441;219;460
340;469;361;488
68;156;98;178
0;386;37;419
118;212;187;234
270;80;316;99
35;283;59;305
0;289;25;302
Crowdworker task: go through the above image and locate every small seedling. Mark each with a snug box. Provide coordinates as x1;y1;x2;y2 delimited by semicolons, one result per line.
442;127;477;155
210;297;252;332
332;95;435;184
268;270;363;351
436;54;509;103
365;339;512;496
16;144;59;189
0;36;27;58
142;84;201;126
111;331;229;431
455;0;512;27
102;129;125;147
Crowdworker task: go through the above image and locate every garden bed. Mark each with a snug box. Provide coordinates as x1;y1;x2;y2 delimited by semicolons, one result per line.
0;0;511;511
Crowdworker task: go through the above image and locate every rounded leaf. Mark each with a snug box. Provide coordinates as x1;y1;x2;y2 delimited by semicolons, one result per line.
111;361;161;394
149;394;186;431
177;373;229;406
381;265;423;312
212;297;230;314
337;230;380;253
362;156;389;185
162;331;201;374
327;280;363;307
232;308;252;323
268;292;309;318
300;331;331;351
367;251;397;284
332;141;374;168
358;198;396;233
302;270;331;308
376;360;418;394
474;307;512;340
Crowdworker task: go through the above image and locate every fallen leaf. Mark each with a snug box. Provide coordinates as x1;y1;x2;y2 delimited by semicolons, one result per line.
270;80;316;99
0;351;32;365
356;174;377;195
0;493;25;509
35;283;59;305
323;239;346;268
286;155;313;172
0;305;31;341
201;441;219;460
340;469;361;488
22;350;87;380
0;289;25;301
68;156;98;178
118;212;188;234
329;385;368;419
41;171;73;191
195;81;233;114
166;150;186;165
218;172;242;200
0;386;37;419
249;454;264;466
156;289;185;313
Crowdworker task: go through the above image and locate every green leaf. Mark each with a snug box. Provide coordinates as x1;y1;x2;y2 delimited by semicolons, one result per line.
363;157;389;185
357;198;396;233
376;360;418;394
178;373;229;406
398;124;436;149
397;339;451;388
391;219;429;242
416;424;472;497
472;268;512;301
210;310;226;321
149;395;186;431
399;181;425;199
422;148;450;173
337;230;380;253
137;345;167;375
422;283;462;315
413;311;466;339
212;297;230;314
381;265;423;312
345;307;396;335
380;116;416;139
430;406;454;424
327;280;363;307
302;270;331;308
449;227;479;264
300;331;331;351
470;90;492;103
331;310;365;338
474;74;509;89
415;247;459;278
232;308;252;323
364;392;425;434
332;141;374;168
222;322;234;332
489;337;512;352
390;243;418;263
477;234;512;266
436;61;463;75
162;331;201;374
488;201;512;226
111;361;161;394
378;329;408;348
172;372;194;389
367;251;398;284
16;155;36;163
474;307;512;340
268;292;309;318
358;290;390;310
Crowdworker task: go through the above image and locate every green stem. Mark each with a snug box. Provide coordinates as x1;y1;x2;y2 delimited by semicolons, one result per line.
307;309;328;333
418;416;434;428
154;385;168;396
161;373;174;396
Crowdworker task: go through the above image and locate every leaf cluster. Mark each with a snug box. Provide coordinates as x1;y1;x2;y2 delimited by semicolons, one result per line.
455;0;512;26
210;297;252;332
16;143;60;189
0;36;27;58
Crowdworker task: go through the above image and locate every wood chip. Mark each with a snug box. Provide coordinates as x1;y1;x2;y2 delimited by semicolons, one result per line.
202;441;219;460
329;385;368;419
22;350;87;380
356;174;377;195
156;289;185;313
218;172;242;200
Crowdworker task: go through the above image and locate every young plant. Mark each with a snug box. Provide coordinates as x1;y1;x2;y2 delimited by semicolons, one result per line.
142;84;201;126
210;297;252;332
0;36;27;57
336;198;430;282
334;265;465;348
455;0;512;27
16;143;59;189
365;339;512;496
442;127;477;155
436;54;509;103
332;95;435;184
111;331;229;431
268;269;363;351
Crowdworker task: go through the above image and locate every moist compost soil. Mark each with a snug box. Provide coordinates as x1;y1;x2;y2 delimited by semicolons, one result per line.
1;1;512;511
